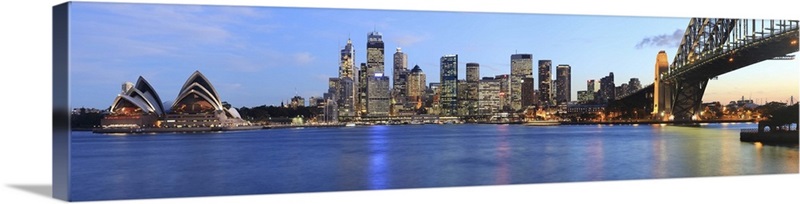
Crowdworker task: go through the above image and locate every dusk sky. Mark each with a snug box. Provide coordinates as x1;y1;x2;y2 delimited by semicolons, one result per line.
69;2;799;109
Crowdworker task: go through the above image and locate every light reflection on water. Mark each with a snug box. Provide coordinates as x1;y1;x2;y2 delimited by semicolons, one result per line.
70;123;798;201
368;125;388;190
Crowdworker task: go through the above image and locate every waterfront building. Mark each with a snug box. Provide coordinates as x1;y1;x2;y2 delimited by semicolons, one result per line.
102;71;251;130
406;65;426;110
538;60;553;107
440;55;458;116
556;64;571;103
566;104;606;121
367;73;390;116
478;77;501;115
511;54;533;111
290;95;305;108
102;76;165;128
495;74;510;111
577;90;593;104
72;107;106;115
162;71;250;128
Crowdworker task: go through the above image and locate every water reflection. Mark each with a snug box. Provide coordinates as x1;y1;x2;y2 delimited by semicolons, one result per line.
69;123;798;201
494;125;510;184
368;125;388;189
586;138;604;180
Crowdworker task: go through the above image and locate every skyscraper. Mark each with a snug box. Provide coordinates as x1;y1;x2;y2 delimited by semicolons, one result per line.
465;63;480;115
392;47;408;115
521;76;535;108
495;74;510;111
440;54;458;116
538;60;553;107
428;82;441;115
407;65;426;110
616;83;628;99
478;77;500;115
628;78;641;95
597;72;615;103
466;63;480;82
366;31;385;76
365;31;386;116
511;54;533;111
338;78;355;116
367;73;390;116
357;63;368;116
339;38;356;79
457;80;469;116
556;64;571;103
338;39;357;117
328;77;340;101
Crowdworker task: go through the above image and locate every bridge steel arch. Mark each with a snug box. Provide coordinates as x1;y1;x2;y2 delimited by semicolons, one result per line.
661;18;798;122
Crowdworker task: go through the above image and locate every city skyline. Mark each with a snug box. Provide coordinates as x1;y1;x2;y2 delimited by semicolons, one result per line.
69;2;799;109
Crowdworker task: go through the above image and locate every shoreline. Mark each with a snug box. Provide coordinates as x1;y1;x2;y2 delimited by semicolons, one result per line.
79;119;758;134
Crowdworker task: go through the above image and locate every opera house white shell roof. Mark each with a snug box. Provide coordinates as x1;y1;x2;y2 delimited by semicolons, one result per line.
108;71;242;119
110;76;166;116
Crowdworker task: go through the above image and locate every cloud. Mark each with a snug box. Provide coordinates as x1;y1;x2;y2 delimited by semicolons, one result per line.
635;29;684;49
293;52;315;66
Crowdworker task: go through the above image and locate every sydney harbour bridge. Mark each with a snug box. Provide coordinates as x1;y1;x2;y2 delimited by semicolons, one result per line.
612;18;798;122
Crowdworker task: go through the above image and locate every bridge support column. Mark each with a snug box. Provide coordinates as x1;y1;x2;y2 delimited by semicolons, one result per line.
653;51;671;119
670;79;708;122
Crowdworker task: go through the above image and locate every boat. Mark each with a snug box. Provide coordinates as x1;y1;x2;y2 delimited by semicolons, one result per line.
345;123;357;127
523;120;561;126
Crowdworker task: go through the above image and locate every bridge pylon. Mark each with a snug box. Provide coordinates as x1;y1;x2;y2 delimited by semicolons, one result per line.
653;51;672;120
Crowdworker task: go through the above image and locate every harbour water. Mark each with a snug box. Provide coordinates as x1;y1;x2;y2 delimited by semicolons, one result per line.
70;123;798;201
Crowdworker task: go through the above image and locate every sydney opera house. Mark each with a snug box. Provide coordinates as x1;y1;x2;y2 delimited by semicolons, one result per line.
98;71;256;133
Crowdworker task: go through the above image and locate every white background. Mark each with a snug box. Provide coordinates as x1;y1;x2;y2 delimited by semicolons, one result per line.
1;0;798;203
